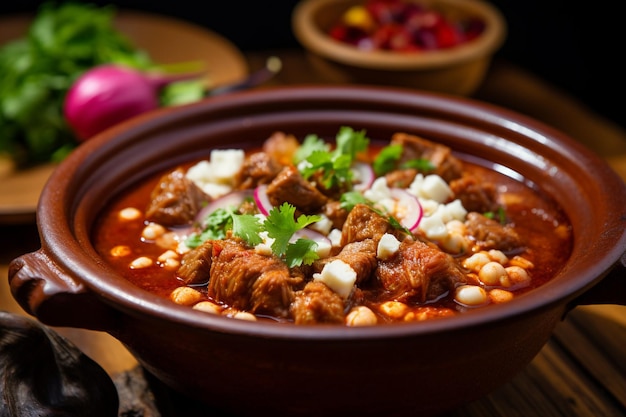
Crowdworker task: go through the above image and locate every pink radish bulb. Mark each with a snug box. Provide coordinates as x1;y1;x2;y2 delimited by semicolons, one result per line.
63;64;201;141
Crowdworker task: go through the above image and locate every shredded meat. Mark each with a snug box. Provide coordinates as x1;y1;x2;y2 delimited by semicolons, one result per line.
340;204;399;246
145;167;208;226
313;239;378;285
376;239;466;302
177;241;213;285
390;132;463;182
262;131;300;166
234;151;284;190
207;239;303;319
465;212;523;252
265;166;328;213
449;173;498;213
290;281;345;325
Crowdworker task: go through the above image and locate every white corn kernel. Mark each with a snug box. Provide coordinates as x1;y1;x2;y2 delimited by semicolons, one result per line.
129;256;152;269
463;252;490;272
224;309;257;321
505;266;531;288
193;301;222;314
170;286;203;306
489;288;514;303
110;245;131;257
142;222;166;240
160;257;180;271
455;285;488;306
345;306;378;326
488;249;508;264
379;301;409;319
479;261;508;286
118;207;142;221
509;256;534;269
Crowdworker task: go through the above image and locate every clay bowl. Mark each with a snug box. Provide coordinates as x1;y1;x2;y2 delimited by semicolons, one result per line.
9;86;626;417
292;0;507;95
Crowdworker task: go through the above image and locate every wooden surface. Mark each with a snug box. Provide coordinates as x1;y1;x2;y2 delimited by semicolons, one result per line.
1;49;625;416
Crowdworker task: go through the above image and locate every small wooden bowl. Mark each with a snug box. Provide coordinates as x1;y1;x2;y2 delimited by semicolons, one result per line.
292;0;507;95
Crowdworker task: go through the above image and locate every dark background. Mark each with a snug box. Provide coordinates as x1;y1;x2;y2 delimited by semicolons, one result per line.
1;0;623;131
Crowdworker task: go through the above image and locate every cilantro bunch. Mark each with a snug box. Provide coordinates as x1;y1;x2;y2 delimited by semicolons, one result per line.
187;203;322;268
0;2;154;166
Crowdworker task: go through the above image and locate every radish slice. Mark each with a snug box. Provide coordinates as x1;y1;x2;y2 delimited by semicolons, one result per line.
292;228;333;257
195;190;254;226
389;188;423;231
351;161;375;191
254;184;274;216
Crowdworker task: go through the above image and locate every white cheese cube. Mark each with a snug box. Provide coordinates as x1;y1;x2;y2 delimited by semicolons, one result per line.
420;175;452;203
419;215;448;240
309;214;333;235
328;229;343;247
313;259;357;299
363;177;391;203
377;233;400;260
209;149;245;183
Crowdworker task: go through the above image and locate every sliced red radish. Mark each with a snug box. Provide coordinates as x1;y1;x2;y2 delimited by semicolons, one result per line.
389;188;423;231
195;189;254;226
351;161;375;191
254;184;274;216
292;228;333;257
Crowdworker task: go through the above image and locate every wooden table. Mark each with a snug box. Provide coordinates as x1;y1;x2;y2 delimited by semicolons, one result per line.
1;50;625;417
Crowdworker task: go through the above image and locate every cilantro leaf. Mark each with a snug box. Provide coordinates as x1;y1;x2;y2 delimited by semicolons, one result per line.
231;213;263;246
264;203;321;256
373;144;403;176
401;158;436;172
293;134;330;164
340;191;368;211
285;239;319;268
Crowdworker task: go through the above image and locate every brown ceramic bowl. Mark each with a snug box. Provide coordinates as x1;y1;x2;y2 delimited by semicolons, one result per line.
9;86;626;417
292;0;507;95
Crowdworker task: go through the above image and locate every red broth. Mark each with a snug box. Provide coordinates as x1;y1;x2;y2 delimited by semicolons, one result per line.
93;131;572;325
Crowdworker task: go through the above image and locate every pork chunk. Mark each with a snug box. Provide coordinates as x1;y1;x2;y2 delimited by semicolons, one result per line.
376;239;466;303
234;151;284;190
266;166;328;213
340;204;398;246
465;212;523;252
290;281;345;325
449;173;498;214
145;167;209;226
207;239;303;319
390;132;463;182
177;241;213;285
313;239;377;285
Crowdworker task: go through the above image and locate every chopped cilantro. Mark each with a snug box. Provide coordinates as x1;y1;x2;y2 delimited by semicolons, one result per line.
373;144;403;176
401;158;436;172
285;238;319;268
293;134;330;164
298;126;370;189
231;213;263;246
264;202;321;258
339;190;368;211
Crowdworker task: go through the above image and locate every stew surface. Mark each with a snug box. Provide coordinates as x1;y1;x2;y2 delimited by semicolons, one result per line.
93;127;573;325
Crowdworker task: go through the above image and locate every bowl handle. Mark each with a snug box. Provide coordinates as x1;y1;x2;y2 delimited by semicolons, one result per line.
8;250;119;332
567;252;626;309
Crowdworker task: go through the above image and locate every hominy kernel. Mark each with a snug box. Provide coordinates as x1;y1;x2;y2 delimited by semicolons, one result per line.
455;285;488;306
129;256;152;269
441;232;467;253
156;232;181;250
158;250;179;262
509;256;534;269
170;286;202;306
224;309;257;321
478;261;507;286
193;301;222;314
489;288;514;303
118;207;142;221
487;249;508;264
379;301;409;319
141;222;166;240
505;266;531;287
110;245;131;257
345;306;378;326
445;219;466;235
463;252;490;272
160;258;180;271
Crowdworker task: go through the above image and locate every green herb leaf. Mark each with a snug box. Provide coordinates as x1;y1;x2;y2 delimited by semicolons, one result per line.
231;213;263;246
373;144;403;176
264;202;321;256
293;134;330;164
285;238;319;268
401;158;436;172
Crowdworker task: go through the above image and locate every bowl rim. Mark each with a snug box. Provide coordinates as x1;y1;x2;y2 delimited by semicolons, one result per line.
291;0;508;71
38;85;626;340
